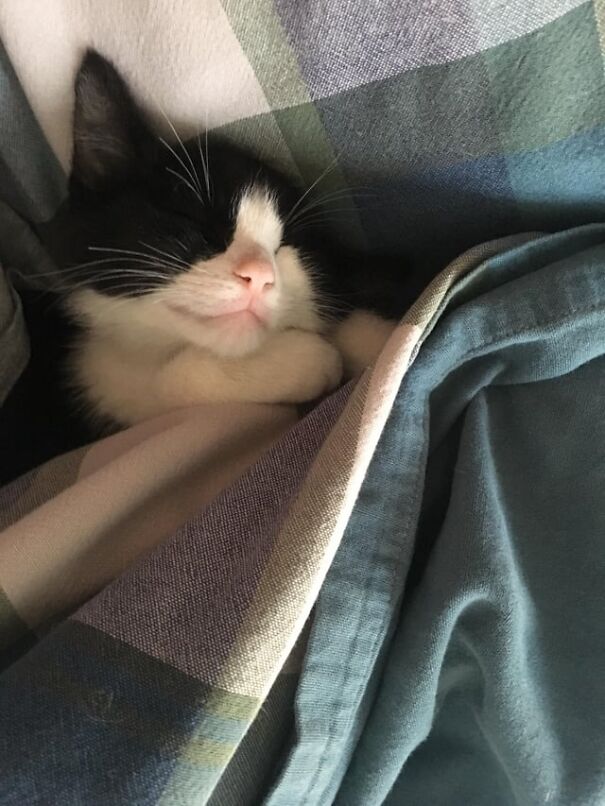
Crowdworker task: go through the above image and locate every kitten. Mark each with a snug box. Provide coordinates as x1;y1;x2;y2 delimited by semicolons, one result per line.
3;50;419;480
34;51;351;426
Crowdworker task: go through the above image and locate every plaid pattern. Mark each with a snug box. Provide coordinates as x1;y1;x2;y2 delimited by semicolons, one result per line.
0;233;529;803
219;0;605;269
0;2;604;803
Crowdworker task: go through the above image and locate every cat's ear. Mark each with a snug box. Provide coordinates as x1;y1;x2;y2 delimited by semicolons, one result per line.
71;49;154;191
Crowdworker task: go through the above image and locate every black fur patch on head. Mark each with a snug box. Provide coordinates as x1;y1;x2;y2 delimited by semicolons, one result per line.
39;49;416;313
39;50;317;298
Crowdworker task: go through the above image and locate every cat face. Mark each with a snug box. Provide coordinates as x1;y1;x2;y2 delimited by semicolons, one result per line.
40;51;325;358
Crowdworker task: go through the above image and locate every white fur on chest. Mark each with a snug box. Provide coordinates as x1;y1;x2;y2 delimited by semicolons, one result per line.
70;308;396;425
71;325;345;424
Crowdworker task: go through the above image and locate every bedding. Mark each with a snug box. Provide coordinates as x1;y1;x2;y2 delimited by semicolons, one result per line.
0;2;604;803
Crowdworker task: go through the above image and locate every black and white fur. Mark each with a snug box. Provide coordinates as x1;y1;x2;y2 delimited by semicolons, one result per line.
3;50;427;481
34;50;405;427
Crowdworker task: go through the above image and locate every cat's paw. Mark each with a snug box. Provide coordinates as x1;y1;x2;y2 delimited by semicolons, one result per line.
268;329;343;402
331;310;397;376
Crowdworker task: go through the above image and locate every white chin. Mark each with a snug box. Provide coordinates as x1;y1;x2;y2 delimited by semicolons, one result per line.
172;308;271;357
206;311;269;357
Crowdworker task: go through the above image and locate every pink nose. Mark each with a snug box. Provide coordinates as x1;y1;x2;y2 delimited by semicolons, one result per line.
233;258;274;294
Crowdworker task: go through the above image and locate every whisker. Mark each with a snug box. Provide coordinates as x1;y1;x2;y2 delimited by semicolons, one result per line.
172;236;189;251
54;280;162;297
22;257;175;282
159;135;200;194
147;90;208;202
289;214;356;235
169;118;204;197
59;269;169;287
88;246;187;273
205;110;212;201
197;131;211;199
159;107;208;204
166;166;204;204
65;271;171;284
292;206;361;224
287;187;376;227
156;107;203;197
288;189;377;225
286;153;342;224
139;240;191;269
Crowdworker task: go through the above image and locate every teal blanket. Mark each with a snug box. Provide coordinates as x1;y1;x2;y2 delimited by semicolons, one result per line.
267;227;605;805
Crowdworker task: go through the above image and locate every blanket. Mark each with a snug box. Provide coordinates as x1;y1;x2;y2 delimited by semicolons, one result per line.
0;2;604;804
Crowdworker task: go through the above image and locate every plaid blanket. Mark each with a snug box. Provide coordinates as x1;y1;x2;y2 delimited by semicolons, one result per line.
1;2;604;804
